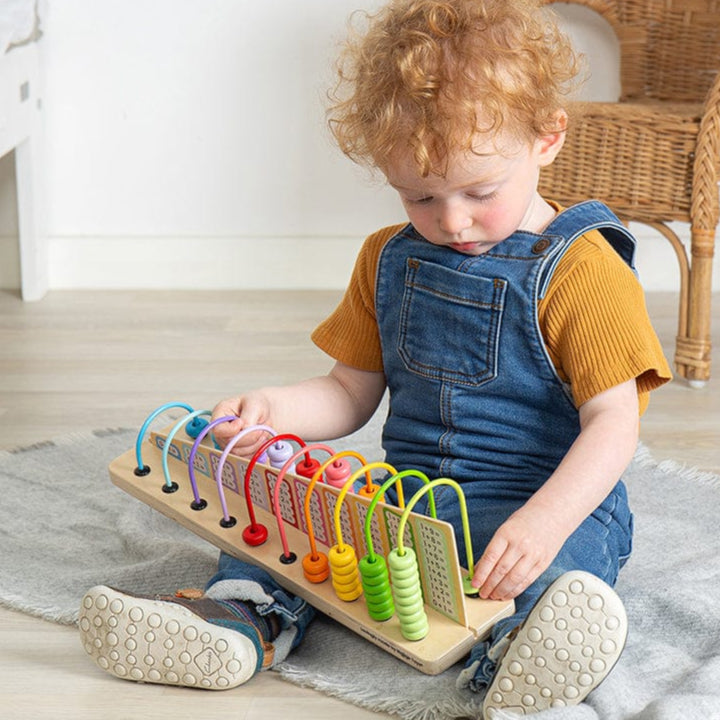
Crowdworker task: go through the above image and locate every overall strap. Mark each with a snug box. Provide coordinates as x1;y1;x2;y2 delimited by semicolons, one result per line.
538;200;637;299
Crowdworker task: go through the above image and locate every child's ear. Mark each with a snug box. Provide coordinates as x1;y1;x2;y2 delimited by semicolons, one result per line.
536;109;568;167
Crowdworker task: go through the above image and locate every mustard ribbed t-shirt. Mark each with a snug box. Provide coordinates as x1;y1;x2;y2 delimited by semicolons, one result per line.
312;221;672;414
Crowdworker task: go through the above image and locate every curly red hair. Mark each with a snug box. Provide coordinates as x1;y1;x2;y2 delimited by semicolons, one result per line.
327;0;581;176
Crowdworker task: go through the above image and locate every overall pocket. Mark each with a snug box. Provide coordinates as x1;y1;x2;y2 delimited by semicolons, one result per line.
398;258;506;387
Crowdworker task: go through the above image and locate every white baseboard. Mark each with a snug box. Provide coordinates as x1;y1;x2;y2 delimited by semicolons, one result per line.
1;225;718;292
47;235;366;291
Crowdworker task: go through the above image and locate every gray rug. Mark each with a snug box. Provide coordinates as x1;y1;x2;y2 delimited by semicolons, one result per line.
2;425;720;720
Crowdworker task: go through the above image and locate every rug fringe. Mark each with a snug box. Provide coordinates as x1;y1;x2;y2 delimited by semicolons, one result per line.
276;665;482;720
1;592;79;626
633;443;720;489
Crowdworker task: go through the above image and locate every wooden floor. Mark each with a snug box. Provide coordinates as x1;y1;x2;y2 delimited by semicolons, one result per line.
1;289;718;720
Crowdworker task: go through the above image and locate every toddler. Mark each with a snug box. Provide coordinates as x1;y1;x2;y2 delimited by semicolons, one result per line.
80;1;672;716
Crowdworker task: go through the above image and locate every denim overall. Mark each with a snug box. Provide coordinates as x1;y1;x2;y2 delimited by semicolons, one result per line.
375;201;635;690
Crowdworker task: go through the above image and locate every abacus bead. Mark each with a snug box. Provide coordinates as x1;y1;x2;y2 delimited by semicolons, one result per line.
328;545;363;601
363;578;392;598
400;605;427;623
393;583;423;600
332;557;360;576
367;597;395;621
302;552;330;584
367;590;393;607
395;583;420;601
185;417;209;438
305;569;330;584
296;457;321;479
359;555;394;620
388;548;428;641
242;523;268;546
402;616;430;641
336;584;363;602
266;441;294;470
387;563;418;582
332;570;363;600
388;547;416;568
324;458;351;488
358;557;388;586
359;566;386;584
329;545;351;562
358;554;384;571
357;483;382;499
364;583;392;602
388;549;418;578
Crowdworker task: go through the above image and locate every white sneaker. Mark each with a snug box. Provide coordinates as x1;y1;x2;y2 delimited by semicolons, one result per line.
79;585;262;690
483;571;627;718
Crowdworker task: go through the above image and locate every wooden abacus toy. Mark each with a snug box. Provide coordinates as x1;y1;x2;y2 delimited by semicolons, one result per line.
108;402;515;675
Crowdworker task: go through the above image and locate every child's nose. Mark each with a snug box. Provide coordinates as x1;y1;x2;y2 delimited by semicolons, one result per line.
438;202;472;234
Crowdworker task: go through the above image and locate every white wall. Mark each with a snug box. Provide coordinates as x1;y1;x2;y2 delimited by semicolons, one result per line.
0;0;716;292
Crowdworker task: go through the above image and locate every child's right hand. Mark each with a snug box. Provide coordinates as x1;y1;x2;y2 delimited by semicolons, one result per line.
211;391;275;457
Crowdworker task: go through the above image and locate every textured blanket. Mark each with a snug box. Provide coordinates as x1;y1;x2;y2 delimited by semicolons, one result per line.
2;424;720;720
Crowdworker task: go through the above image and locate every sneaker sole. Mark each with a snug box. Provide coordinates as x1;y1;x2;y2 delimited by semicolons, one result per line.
483;570;627;717
79;585;258;690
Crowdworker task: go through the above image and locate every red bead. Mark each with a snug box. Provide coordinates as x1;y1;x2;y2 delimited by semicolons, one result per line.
296;457;321;479
242;523;268;546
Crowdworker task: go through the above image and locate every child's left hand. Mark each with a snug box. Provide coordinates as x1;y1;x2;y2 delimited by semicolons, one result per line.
471;507;568;601
471;378;641;601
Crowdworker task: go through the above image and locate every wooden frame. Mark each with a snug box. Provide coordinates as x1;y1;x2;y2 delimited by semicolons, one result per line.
109;422;514;676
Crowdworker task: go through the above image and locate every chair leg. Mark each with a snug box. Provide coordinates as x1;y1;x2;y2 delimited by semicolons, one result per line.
675;226;715;385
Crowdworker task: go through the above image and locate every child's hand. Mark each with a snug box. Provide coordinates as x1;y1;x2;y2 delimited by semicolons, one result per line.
209;362;386;459
471;507;568;601
210;391;275;457
471;381;640;601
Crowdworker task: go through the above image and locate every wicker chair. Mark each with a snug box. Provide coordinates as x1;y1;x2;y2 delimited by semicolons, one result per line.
539;0;720;385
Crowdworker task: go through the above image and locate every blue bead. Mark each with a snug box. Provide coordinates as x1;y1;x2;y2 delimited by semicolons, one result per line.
186;416;210;438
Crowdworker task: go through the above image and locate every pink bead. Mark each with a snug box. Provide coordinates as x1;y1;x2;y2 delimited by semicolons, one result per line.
324;458;351;488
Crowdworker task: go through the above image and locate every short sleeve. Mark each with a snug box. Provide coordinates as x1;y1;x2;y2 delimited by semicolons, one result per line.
539;231;673;410
311;224;405;372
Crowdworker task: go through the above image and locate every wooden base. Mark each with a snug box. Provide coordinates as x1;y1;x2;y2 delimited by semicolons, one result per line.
108;428;514;675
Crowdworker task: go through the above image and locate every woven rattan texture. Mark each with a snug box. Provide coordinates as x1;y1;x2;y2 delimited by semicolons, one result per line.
539;0;720;382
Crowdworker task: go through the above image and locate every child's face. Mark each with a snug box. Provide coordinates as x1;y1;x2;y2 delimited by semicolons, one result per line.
386;129;563;255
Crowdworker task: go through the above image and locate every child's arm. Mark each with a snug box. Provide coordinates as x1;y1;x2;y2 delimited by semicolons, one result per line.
211;361;387;457
471;378;640;602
